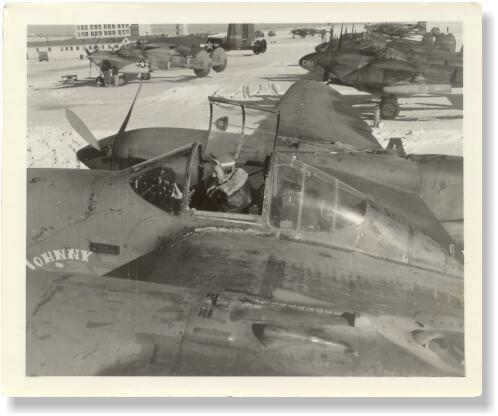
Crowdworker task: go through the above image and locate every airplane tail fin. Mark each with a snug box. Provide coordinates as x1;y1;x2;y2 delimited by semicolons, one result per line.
117;37;129;50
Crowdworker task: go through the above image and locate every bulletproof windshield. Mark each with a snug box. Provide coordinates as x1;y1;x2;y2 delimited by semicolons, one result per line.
265;153;366;232
205;97;280;167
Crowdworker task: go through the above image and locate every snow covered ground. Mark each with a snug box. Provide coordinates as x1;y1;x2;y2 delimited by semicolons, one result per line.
27;32;463;168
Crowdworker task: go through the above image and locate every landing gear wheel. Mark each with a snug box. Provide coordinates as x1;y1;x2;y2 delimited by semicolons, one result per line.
193;66;211;77
253;40;261;55
259;39;267;53
380;97;400;119
140;72;151;80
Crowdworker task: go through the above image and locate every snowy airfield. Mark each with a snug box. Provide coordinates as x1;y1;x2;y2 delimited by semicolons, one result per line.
27;32;463;168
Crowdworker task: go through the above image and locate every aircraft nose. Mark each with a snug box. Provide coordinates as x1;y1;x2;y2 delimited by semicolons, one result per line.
299;54;317;71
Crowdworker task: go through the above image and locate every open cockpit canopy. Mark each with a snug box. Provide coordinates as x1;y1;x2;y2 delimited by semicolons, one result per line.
205;96;280;168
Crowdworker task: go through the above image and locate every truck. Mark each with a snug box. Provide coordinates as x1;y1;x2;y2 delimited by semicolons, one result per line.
38;51;49;62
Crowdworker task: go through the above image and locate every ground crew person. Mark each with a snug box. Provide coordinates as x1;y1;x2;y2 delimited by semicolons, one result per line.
103;69;112;87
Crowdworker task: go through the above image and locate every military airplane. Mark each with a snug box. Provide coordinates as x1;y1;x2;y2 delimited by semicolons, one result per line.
364;22;427;39
207;24;267;55
290;28;319;38
299;28;462;119
27;80;464;376
86;35;227;85
389;28;463;69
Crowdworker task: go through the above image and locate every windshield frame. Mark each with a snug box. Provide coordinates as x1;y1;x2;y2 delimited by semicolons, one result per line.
205;96;281;156
262;151;368;234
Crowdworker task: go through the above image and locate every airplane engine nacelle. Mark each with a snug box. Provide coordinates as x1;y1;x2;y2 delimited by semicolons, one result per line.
299;52;328;78
210;47;227;73
191;50;211;77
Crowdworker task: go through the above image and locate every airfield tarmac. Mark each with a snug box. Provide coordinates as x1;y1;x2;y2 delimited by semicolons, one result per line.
27;32;463;168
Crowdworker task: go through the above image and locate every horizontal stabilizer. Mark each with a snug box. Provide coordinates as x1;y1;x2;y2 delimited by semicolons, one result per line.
274;80;382;150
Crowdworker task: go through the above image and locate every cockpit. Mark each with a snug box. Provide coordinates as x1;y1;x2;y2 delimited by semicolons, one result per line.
122;99;460;275
127;144;194;215
125;97;368;231
126;137;367;235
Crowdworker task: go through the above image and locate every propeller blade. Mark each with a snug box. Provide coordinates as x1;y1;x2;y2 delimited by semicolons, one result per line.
327;26;334;58
111;83;143;158
338;24;344;51
117;83;143;135
65;109;101;151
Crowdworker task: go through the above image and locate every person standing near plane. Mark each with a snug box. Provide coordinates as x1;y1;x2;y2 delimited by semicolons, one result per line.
321;28;327;42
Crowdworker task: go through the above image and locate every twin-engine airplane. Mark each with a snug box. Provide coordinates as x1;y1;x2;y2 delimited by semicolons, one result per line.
299;27;463;119
27;80;464;376
86;35;227;85
364;22;428;39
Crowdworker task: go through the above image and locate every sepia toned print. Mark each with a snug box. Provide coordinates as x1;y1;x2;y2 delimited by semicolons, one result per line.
25;21;465;377
1;1;482;398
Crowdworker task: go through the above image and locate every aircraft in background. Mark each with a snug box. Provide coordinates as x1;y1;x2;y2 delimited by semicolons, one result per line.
27;80;463;376
207;24;268;55
290;28;320;38
86;35;227;85
299;26;462;119
364;21;427;39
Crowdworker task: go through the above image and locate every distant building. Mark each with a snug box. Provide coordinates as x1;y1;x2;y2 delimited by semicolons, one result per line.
27;37;127;60
27;23;190;61
75;24;132;39
136;24;189;37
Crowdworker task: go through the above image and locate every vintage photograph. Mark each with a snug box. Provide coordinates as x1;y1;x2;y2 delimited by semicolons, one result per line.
23;19;468;378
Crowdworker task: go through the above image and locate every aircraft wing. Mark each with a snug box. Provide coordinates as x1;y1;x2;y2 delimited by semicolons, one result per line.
274;80;382;150
369;57;418;72
27;265;463;376
88;52;140;72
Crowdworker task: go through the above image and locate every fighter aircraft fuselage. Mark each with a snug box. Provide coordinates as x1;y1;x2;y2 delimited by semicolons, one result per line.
299;32;463;118
26;146;465;378
86;37;227;82
26;80;465;377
